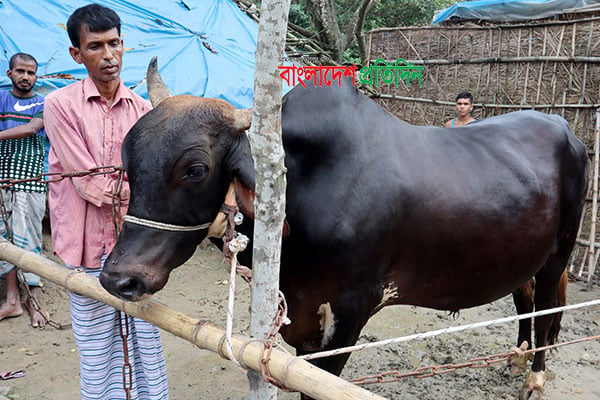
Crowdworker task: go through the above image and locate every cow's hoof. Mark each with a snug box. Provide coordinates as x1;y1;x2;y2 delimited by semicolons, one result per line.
508;341;532;375
518;388;543;400
518;370;546;400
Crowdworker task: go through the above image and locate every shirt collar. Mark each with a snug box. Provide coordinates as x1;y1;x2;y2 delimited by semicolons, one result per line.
83;77;135;105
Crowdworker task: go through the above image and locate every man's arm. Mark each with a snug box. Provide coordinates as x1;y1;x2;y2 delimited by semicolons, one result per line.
0;117;43;140
44;95;129;207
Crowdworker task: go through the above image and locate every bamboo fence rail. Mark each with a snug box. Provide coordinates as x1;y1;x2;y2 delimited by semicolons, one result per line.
367;16;600;285
0;238;384;400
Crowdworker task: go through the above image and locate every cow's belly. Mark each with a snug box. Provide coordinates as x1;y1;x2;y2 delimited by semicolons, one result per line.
385;232;555;311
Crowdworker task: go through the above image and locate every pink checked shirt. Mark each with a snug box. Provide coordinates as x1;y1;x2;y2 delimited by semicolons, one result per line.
44;78;151;268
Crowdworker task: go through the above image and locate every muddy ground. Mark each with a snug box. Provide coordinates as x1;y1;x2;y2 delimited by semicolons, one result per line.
0;235;599;400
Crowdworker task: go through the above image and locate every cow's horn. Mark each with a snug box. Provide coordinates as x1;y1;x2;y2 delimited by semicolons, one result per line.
232;108;252;132
147;56;171;107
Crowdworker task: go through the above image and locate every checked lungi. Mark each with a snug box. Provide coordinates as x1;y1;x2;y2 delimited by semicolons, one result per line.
0;188;45;286
68;263;169;400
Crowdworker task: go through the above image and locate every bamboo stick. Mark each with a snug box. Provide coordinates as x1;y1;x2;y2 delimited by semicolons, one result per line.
369;56;600;65
536;27;548;105
513;29;522;99
444;31;452;101
368;15;600;32
484;30;493;117
521;28;533;105
575;21;594;133
550;25;566;114
587;112;600;289
493;28;502;108
579;249;589;277
577;238;600;249
569;245;581;273
0;240;385;400
453;28;460;98
376;93;600;109
568;23;577;94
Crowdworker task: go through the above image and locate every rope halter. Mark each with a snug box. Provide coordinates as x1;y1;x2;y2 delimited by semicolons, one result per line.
122;215;212;232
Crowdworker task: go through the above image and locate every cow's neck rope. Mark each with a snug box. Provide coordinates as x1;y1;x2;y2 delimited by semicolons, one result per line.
122;215;211;232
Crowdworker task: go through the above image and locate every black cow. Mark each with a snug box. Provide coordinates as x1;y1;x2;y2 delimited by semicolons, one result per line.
100;60;588;400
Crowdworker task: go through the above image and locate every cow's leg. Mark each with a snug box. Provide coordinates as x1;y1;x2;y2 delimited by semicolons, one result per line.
284;297;371;400
519;263;568;400
510;278;535;375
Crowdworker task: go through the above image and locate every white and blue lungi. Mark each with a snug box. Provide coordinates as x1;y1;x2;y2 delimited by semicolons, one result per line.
0;189;45;286
68;261;169;400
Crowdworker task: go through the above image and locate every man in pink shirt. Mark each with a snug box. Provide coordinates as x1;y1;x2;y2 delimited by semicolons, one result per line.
44;4;168;399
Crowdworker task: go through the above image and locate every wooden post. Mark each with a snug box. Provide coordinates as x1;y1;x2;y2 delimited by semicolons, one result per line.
247;0;291;398
0;240;385;400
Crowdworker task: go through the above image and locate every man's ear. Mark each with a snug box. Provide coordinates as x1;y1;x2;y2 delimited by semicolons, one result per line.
69;46;83;64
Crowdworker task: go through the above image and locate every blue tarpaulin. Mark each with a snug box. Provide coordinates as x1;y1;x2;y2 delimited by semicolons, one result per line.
0;0;271;108
432;0;600;25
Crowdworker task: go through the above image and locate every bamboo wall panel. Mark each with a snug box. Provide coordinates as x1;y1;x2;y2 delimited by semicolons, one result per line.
368;18;600;148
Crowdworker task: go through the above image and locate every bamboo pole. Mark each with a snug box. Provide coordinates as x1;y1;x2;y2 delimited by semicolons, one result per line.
444;31;452;104
575;21;594;132
577;238;600;249
535;27;547;105
587;111;600;289
484;29;493;117
493;28;502;109
368;14;600;32
376;93;600;109
550;25;566;114
453;29;460;97
369;56;600;65
521;28;533;106
0;240;385;400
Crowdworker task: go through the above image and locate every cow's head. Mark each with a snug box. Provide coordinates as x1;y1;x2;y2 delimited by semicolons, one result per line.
100;57;254;301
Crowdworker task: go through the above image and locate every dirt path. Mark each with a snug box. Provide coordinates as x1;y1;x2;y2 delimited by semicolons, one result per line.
1;239;599;399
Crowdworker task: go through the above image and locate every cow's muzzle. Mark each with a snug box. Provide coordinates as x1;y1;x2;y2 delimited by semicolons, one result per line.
100;270;151;302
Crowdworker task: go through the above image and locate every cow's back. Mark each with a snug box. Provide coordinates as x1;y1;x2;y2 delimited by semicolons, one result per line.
279;84;587;309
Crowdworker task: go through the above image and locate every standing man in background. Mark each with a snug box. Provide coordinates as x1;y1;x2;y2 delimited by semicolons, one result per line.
44;4;168;399
445;91;477;128
0;52;49;328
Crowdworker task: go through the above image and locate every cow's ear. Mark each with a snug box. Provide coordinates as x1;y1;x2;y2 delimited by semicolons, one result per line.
224;132;256;194
232;108;252;133
234;178;255;219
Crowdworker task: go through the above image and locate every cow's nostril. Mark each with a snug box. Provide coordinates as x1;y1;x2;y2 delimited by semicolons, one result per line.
116;276;146;301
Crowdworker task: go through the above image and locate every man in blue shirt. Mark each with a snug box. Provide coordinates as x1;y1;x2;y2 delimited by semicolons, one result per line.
0;53;49;328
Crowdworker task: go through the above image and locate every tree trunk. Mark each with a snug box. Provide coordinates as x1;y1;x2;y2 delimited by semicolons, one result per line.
306;0;376;63
247;0;292;399
306;0;344;61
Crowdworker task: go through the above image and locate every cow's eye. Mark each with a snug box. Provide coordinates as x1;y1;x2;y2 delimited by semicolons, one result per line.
184;163;208;180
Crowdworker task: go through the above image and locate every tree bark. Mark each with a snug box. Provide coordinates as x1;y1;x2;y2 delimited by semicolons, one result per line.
247;0;291;399
306;0;376;63
306;0;344;61
354;0;377;65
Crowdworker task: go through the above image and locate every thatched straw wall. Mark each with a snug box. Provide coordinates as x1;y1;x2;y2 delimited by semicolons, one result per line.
367;16;600;148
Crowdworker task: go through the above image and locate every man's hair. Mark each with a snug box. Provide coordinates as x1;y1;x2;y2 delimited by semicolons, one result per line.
67;3;121;48
9;52;38;70
456;92;474;104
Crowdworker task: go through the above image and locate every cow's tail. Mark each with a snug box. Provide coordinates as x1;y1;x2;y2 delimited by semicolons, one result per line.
547;268;568;345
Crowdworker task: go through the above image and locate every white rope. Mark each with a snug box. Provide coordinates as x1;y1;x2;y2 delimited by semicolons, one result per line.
299;298;600;361
123;215;211;232
223;234;249;366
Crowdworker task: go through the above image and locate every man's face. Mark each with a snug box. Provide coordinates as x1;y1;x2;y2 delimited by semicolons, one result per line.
455;98;473;117
69;25;123;86
7;58;37;97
